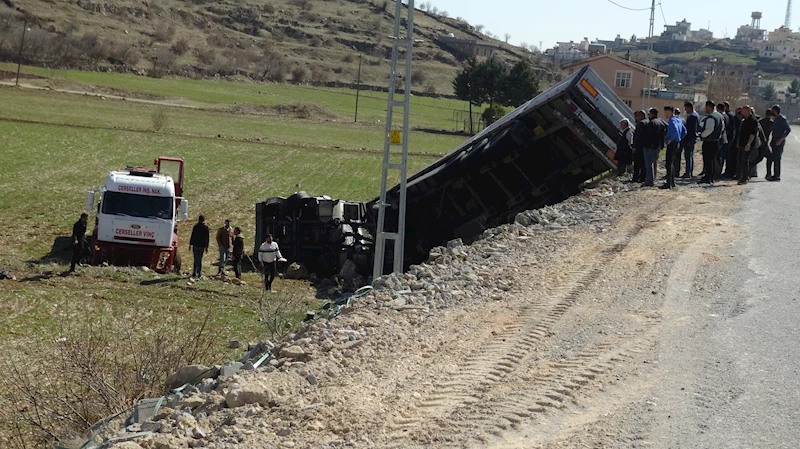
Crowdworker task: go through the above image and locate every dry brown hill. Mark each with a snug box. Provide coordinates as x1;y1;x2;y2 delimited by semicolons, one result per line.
0;0;548;94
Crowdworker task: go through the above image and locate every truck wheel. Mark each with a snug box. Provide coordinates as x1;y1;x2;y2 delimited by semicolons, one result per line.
173;249;182;273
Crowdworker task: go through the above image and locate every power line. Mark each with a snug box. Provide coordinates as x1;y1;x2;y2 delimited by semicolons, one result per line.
605;0;651;11
658;1;667;26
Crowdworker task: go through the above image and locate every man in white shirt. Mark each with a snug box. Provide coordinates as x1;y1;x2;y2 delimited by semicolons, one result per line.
258;234;286;291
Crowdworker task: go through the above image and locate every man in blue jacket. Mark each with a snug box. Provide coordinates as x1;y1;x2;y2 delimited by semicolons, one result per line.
681;102;700;178
661;106;687;189
768;104;791;182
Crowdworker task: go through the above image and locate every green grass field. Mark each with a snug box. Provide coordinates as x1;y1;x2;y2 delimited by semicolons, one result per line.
0;67;472;445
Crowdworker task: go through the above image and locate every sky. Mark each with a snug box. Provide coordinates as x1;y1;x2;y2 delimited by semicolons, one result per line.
424;0;793;49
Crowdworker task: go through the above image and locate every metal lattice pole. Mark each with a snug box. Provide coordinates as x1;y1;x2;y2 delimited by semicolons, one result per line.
373;0;415;280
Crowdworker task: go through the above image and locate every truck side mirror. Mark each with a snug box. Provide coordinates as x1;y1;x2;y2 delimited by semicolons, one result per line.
86;191;96;212
179;199;189;221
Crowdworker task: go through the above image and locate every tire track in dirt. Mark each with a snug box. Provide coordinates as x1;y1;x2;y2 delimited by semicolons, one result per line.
381;207;658;446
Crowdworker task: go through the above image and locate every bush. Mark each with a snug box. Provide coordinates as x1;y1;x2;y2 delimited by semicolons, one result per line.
194;46;217;65
152;108;169;131
171;37;190;56
154;21;176;43
290;66;307;83
0;308;217;448
411;68;426;85
482;104;507;125
110;44;142;66
342;53;354;63
310;66;330;83
424;83;436;94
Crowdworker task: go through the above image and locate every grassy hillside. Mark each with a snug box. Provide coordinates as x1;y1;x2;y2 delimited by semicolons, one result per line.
0;0;534;94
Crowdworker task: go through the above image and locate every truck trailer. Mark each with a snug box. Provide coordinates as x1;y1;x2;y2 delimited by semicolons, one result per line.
87;157;189;273
255;66;633;277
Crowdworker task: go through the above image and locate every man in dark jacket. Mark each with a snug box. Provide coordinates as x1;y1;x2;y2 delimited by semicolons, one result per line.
232;227;244;279
720;102;737;177
69;213;89;273
615;119;634;176
768;104;791;181
189;215;210;278
681;102;700;178
631;110;648;183
737;106;759;185
643;108;667;187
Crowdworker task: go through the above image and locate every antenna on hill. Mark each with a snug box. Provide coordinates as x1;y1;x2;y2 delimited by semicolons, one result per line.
787;0;793;28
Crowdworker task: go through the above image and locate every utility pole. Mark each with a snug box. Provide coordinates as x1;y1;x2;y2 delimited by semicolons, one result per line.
373;0;415;280
642;0;656;110
15;17;28;87
354;53;362;123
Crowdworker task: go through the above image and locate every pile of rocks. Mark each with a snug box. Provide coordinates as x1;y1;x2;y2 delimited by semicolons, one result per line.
97;178;633;449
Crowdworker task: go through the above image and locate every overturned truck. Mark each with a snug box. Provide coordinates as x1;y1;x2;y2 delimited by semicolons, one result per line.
255;66;633;276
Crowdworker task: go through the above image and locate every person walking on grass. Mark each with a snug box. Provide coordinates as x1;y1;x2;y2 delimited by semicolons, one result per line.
258;233;286;291
69;213;89;273
232;227;244;279
189;215;209;278
698;100;725;185
216;219;233;276
643;108;667;187
768;104;791;182
661;106;687;189
681;102;700;178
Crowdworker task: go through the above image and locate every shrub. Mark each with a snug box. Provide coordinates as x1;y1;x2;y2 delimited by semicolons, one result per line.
342;53;354;63
171;37;190;56
194;46;217;65
152;108;169;131
310;66;330;83
154;21;176;43
411;68;426;85
482;104;507;125
424;83;436;94
290;66;307;83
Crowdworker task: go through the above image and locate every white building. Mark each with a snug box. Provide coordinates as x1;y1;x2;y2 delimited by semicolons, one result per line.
760;26;800;61
758;79;793;102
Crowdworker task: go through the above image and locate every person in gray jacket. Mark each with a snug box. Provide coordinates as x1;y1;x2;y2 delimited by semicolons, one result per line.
768;104;791;182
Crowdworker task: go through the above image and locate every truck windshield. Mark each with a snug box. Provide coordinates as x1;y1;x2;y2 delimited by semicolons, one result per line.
102;192;173;219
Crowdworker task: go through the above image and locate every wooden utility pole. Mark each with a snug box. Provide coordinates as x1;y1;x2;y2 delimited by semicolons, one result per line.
15;17;28;87
354;53;362;123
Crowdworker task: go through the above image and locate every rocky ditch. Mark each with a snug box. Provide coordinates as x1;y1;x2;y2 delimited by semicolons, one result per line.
89;179;634;449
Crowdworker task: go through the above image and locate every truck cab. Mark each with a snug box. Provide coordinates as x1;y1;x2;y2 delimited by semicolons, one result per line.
88;157;188;273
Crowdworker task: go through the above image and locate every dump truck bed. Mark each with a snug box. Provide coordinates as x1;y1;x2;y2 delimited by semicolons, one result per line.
370;66;634;268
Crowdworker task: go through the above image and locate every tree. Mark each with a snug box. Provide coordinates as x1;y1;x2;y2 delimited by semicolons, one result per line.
501;59;541;107
440;10;449;18
788;78;800;95
475;24;484;33
520;42;529;52
630;34;637;42
453;58;487;134
763;83;777;102
504;33;511;43
476;55;508;122
707;75;746;104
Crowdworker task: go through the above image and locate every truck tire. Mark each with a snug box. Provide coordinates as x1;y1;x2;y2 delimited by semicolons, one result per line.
173;249;182;273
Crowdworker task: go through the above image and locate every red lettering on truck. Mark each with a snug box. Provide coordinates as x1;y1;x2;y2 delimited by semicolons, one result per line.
115;228;143;237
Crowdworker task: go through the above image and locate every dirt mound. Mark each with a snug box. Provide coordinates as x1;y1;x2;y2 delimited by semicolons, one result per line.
232;103;339;121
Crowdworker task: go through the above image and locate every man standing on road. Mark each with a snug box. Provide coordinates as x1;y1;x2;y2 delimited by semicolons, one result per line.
631;110;648;183
189;215;209;278
216;219;233;276
755;109;774;178
643;108;667;187
258;234;286;291
615;119;634;177
662;106;687;189
231;226;244;280
736;106;759;185
768;104;791;182
682;102;700;178
69;213;89;273
698;100;724;185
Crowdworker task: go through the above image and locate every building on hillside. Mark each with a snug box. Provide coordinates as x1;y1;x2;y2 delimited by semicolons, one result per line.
760;26;800;61
561;54;681;111
594;35;627;51
436;34;500;58
545;38;590;62
735;12;767;47
660;19;714;41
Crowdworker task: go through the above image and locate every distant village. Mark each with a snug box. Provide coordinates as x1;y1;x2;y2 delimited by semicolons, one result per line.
536;11;800;111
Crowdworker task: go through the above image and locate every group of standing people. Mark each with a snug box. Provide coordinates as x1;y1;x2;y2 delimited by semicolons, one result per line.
188;215;285;291
615;101;790;187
